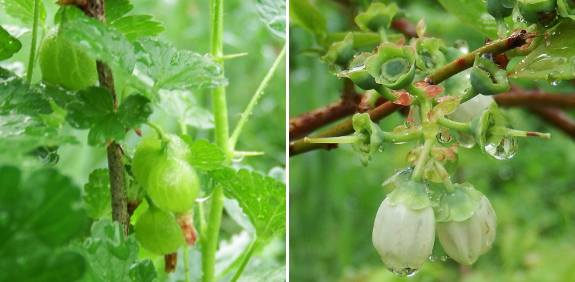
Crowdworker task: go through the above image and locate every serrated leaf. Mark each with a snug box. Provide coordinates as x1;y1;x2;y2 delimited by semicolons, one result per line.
54;5;86;25
237;266;286;282
0;73;52;115
106;0;134;23
180;137;226;170
212;168;286;240
88;114;126;146
116;94;152;128
0;0;46;25
156;89;214;129
70;219;157;282
256;0;286;39
41;83;78;108
508;19;575;81
0;25;22;60
134;37;228;90
129;259;158;282
62;18;136;74
84;168;112;219
66;86;115;129
289;0;327;41
111;15;165;42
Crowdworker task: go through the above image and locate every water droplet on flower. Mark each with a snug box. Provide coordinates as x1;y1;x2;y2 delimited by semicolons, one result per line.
458;132;476;148
428;255;437;261
440;256;448;261
485;136;518;160
546;71;561;86
404;119;413;129
389;267;419;277
436;131;453;144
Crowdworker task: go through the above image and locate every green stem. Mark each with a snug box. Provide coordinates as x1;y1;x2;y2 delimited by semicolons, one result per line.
26;0;41;82
203;0;230;281
305;135;364;144
459;87;479;104
411;138;433;181
374;84;398;102
146;121;168;141
433;159;454;193
436;116;471;132
496;18;507;39
382;131;422;143
229;44;286;150
378;28;388;43
229;238;262;282
183;244;190;282
179;120;188;135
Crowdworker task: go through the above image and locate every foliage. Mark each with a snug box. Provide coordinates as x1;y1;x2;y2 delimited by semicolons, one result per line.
290;0;575;281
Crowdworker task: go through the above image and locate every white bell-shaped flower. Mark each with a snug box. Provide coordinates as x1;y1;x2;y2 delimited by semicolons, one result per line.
372;180;435;277
436;184;497;266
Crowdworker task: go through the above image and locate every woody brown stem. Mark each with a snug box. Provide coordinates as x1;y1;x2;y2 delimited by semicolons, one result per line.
531;108;575;141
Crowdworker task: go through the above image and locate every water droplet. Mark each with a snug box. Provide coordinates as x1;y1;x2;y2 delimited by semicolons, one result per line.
485;135;518;160
428;255;437;262
546;71;561;86
404;119;413;129
516;16;525;23
389;267;419;277
378;145;384;152
458;132;476;148
232;155;244;162
436;130;453;143
545;40;551;47
441;256;448;261
569;56;575;76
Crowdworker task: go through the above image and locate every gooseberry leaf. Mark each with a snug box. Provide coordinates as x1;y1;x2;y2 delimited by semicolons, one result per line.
106;0;134;23
212;167;286;240
290;0;327;41
0;26;22;60
0;0;46;25
256;0;286;39
70;219;158;282
508;19;575;81
66;87;115;129
180;137;226;170
116;94;152;129
88;114;126;145
54;5;86;25
41;83;78;108
83;168;112;219
0;71;52;115
62;18;136;74
156;89;214;129
237;266;286;282
134;37;227;90
110;15;165;42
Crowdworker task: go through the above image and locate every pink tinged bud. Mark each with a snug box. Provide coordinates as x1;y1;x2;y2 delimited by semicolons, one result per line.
437;196;497;266
372;199;435;277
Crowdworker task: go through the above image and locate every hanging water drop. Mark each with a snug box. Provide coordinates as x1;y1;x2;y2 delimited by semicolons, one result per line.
436;130;453;144
428;255;437;262
232;155;245;162
403;119;413;129
458;132;476;148
569;56;575;77
440;256;448;261
388;267;419;277
546;71;561;86
485;135;518;160
378;145;384;152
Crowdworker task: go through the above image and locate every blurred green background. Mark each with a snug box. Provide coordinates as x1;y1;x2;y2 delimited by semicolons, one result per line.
289;1;575;281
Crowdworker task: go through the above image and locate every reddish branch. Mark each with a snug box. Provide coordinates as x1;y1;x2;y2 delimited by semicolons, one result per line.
532;108;575;140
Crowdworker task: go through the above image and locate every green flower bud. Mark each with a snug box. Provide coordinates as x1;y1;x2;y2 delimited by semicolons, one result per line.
337;53;379;90
470;53;510;96
436;184;497;266
470;103;518;160
518;0;558;26
373;180;434;277
351;113;385;166
321;32;355;71
486;0;515;19
412;37;446;73
365;43;416;90
355;3;398;32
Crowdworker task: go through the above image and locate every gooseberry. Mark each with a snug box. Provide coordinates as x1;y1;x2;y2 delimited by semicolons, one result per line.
135;205;185;255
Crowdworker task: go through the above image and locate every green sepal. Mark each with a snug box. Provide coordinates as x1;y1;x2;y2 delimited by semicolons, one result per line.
382;166;414;187
470;102;517;155
557;0;575;20
321;32;354;71
435;183;484;222
518;0;558;26
355;3;398;32
412;37;446;74
365;43;416;90
470;53;510;95
350;113;385;166
337;53;378;90
485;0;515;18
386;180;431;211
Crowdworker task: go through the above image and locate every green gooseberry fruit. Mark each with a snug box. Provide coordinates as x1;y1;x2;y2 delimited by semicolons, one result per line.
38;25;98;90
147;157;200;213
135;205;185;255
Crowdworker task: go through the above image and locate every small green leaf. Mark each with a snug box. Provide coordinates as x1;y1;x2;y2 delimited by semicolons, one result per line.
0;25;22;60
0;72;52;115
41;83;78;108
508;19;575;81
62;18;136;74
84;168;112;219
156;89;214;129
134;37;228;90
212;168;286;240
106;0;134;23
237;266;286;282
289;0;327;41
66;87;115;129
0;0;46;25
88;114;126;145
180;138;226;170
111;15;165;42
70;219;157;282
256;0;286;39
116;94;152;128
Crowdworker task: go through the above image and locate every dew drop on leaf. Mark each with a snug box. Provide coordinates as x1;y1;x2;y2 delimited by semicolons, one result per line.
485;135;518;160
546;71;561;86
570;56;575;76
